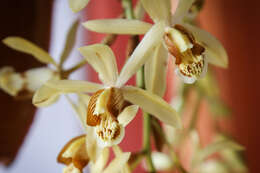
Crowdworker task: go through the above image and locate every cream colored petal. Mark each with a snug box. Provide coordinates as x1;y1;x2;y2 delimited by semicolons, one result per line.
91;147;109;172
164;125;180;146
32;84;60;107
77;94;90;125
0;67;24;96
25;67;55;92
68;0;89;13
144;43;168;97
60;20;79;66
112;146;131;173
118;105;139;127
121;86;182;128
86;126;101;162
172;0;195;24
65;95;87;129
65;95;81;119
3;37;57;66
183;24;228;68
134;0;145;20
112;145;123;157
103;152;131;173
83;19;152;35
46;80;103;93
141;0;171;22
116;22;165;87
78;44;118;86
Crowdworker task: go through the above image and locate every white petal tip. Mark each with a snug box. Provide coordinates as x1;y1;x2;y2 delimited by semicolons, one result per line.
175;68;197;84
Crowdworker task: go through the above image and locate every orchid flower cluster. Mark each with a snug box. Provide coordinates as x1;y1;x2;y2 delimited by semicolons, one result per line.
0;0;248;173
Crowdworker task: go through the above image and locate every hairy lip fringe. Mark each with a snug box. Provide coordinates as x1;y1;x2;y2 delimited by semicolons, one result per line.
164;24;205;78
87;87;130;143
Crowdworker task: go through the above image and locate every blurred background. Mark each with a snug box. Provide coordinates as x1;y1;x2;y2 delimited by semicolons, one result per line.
0;0;259;173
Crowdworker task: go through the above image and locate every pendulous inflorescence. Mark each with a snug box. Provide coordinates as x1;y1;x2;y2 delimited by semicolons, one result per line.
0;0;247;173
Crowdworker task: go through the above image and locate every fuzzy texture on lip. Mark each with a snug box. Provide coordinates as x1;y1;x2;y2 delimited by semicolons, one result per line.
87;88;127;147
164;25;206;83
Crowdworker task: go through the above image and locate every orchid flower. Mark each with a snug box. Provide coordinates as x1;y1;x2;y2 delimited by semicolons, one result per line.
0;66;56;97
58;96;131;173
0;20;79;101
83;0;228;84
33;42;181;148
57;135;89;173
57;133;130;173
0;36;59;98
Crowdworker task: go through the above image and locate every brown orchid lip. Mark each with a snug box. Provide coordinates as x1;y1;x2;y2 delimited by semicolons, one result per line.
86;87;131;127
164;25;206;79
174;24;205;56
164;24;205;66
107;87;125;120
191;43;205;56
57;135;89;171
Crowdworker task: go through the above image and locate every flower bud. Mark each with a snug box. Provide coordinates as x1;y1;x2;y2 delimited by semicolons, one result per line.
151;152;173;171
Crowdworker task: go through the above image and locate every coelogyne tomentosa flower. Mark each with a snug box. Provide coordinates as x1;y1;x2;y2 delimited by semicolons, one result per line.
33;41;181;147
83;0;228;84
57;134;131;173
0;66;55;97
0;20;80;103
0;37;59;98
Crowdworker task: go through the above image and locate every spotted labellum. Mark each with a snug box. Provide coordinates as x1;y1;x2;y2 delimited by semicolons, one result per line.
87;88;130;147
164;24;207;83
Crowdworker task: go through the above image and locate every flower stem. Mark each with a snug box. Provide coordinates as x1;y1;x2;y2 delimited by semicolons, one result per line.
122;0;155;172
122;0;135;19
143;112;156;172
61;60;87;78
188;93;202;131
